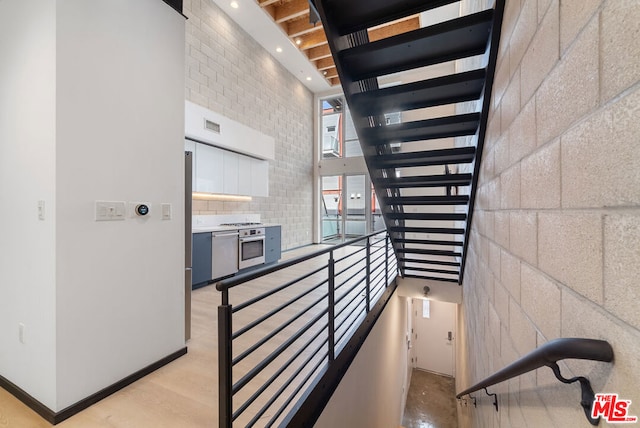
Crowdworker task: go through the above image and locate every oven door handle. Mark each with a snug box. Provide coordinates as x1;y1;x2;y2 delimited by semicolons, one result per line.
239;236;265;243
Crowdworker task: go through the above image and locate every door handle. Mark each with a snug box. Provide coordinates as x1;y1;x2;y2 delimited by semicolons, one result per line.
447;331;454;341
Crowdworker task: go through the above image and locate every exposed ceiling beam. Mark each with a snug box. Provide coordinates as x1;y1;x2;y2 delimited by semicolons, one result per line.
324;67;338;79
258;0;281;6
274;0;309;24
315;56;335;71
286;16;324;38
297;30;327;50
306;44;332;61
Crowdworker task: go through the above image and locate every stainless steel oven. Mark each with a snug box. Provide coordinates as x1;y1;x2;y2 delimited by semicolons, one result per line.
238;227;265;269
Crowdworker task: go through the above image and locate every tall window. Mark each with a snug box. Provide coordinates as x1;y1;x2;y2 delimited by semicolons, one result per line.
321;97;362;158
318;96;389;243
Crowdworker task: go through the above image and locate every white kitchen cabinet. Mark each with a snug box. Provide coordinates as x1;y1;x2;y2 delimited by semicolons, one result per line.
222;150;239;194
238;155;252;196
195;143;223;193
190;142;269;196
251;158;269;197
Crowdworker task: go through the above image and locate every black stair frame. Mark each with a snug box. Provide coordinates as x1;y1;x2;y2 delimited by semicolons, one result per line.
360;113;481;146
352;70;486;118
311;0;504;289
338;9;495;82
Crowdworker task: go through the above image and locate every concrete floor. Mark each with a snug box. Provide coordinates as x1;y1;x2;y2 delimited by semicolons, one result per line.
402;369;458;428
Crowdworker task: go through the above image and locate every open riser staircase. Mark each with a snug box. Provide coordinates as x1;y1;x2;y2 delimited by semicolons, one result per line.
312;0;504;285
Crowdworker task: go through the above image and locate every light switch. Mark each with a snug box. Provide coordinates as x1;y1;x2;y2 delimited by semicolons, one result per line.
38;200;45;221
161;203;172;220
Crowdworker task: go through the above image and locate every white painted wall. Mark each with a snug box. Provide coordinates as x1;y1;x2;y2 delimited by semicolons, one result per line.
0;0;185;412
54;0;186;410
0;0;57;410
315;292;410;428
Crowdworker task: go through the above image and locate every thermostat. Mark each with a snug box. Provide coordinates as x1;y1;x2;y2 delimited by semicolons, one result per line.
135;204;150;216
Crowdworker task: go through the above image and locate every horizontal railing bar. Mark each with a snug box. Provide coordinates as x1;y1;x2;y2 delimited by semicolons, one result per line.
334;267;366;294
335;293;367;334
232;309;328;395
335;298;367;346
335;276;367;310
369;266;386;288
334;254;367;278
370;279;386;301
456;338;614;399
334;244;367;264
247;348;328;426
232;264;327;313
233;330;329;422
233;279;328;339
335;281;366;320
369;243;387;259
232;293;328;367
265;350;329;427
217;231;387;291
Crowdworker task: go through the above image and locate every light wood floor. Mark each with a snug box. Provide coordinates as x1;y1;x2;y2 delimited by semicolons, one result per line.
0;243;380;428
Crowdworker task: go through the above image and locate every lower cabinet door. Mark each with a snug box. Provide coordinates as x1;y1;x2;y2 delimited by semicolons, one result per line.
192;233;212;287
264;226;281;264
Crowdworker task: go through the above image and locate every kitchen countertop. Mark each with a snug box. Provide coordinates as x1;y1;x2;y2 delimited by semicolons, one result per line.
192;224;280;233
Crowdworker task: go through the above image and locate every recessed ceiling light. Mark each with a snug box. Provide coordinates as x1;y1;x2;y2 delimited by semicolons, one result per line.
323;71;327;76
306;77;312;81
296;39;302;45
276;47;283;53
230;1;239;8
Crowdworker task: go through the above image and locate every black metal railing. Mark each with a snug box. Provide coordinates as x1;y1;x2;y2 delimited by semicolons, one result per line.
456;338;614;426
217;231;398;427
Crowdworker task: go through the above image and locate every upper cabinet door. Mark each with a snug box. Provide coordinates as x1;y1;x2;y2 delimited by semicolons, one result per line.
251;158;269;197
238;155;252;196
195;144;223;193
222;150;239;194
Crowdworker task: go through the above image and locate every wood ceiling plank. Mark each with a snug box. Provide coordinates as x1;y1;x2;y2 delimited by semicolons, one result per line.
315;56;335;70
258;0;281;6
286;16;324;38
297;30;327;50
324;67;338;79
273;0;309;23
307;44;331;61
368;16;420;42
329;77;340;86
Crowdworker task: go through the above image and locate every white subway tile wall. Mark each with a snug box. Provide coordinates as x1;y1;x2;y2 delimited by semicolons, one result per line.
184;0;314;250
457;1;640;427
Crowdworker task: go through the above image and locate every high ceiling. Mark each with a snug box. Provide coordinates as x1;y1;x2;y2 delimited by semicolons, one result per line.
257;0;421;87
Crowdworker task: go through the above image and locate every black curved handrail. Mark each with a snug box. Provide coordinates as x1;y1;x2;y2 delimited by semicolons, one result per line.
456;338;614;425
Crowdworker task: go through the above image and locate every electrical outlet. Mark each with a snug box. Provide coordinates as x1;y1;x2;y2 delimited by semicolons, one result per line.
19;323;25;344
95;201;126;221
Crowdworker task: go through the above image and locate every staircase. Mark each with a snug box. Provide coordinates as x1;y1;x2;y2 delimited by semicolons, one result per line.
312;0;505;285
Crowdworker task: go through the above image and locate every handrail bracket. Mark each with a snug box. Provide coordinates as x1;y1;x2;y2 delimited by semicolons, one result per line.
484;387;498;412
548;362;600;426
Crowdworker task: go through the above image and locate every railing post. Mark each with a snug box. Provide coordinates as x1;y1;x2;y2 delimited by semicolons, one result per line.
328;250;335;362
366;236;371;312
385;234;389;287
218;290;233;428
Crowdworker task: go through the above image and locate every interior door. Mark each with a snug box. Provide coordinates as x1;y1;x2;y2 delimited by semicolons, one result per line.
413;299;457;377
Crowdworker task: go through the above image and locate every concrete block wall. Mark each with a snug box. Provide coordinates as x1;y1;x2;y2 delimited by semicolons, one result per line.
457;1;640;427
184;0;314;250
